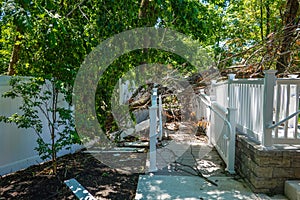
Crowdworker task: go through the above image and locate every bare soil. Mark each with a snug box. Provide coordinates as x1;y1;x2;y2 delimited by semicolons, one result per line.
0;122;210;200
0;151;139;200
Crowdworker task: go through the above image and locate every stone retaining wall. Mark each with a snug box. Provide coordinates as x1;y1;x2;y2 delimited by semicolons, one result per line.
235;133;300;194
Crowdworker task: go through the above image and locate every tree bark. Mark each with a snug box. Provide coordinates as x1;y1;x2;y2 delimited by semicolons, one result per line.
265;1;271;37
276;0;299;74
138;0;150;19
8;30;22;75
260;0;264;41
51;83;58;175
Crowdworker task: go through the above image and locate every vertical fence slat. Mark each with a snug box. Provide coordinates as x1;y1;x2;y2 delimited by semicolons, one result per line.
246;85;250;130
275;84;281;138
294;84;300;138
284;84;291;137
252;84;256;133
260;85;264;135
241;85;245;127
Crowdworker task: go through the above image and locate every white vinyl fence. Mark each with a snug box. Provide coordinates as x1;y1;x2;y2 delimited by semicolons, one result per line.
0;76;82;176
212;70;300;147
196;70;300;173
226;78;265;142
119;79;136;104
273;78;300;144
197;91;236;174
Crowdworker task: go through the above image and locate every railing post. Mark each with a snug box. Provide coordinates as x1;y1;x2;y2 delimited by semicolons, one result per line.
119;79;123;105
210;80;217;101
228;74;236;108
209;80;217;144
158;95;163;141
149;87;158;172
227;74;237;174
262;70;277;147
227;107;237;174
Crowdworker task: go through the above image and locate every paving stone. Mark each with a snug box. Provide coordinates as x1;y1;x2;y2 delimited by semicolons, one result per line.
273;168;295;178
285;180;300;200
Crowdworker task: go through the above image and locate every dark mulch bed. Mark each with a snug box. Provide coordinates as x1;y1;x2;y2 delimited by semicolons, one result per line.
0;151;140;200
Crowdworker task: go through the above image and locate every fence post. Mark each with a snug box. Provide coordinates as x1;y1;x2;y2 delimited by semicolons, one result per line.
149;87;158;172
158;95;163;141
210;80;217;101
209;80;217;144
227;107;237;174
227;74;236;174
262;70;277;147
228;74;236;108
119;79;123;105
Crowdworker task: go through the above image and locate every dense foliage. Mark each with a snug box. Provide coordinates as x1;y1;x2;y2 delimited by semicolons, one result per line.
1;0;299;74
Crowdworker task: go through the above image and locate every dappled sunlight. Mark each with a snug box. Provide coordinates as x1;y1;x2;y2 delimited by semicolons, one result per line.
136;175;258;200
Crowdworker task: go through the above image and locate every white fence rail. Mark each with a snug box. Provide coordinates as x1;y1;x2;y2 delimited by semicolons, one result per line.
201;70;300;173
0;76;82;176
197;92;236;174
273;78;300;144
212;70;300;147
229;78;265;142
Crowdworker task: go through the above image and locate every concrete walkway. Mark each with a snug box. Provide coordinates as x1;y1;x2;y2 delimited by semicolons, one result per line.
136;175;255;200
135;175;288;200
136;123;288;200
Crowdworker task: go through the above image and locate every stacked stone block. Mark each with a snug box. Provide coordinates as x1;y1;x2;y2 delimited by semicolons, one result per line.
235;133;300;194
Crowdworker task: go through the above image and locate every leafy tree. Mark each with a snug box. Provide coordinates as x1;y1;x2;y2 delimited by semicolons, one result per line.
213;0;299;74
276;0;299;73
0;0;87;174
0;0;34;75
0;77;79;175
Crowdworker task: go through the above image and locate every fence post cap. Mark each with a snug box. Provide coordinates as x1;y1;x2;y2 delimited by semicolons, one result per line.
263;70;277;74
288;74;298;78
228;74;236;80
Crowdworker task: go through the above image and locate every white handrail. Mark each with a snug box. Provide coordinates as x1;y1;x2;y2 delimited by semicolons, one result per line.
209;102;232;140
199;96;231;136
231;79;264;85
277;78;300;84
199;94;236;174
211;101;228;115
198;93;210;106
268;110;300;129
213;80;228;86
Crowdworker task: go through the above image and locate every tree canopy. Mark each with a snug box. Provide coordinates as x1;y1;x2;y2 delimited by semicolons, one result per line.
1;0;299;76
0;0;299;133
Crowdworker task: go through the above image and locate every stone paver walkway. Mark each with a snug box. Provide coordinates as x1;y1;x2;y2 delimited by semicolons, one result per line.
147;122;227;177
136;123;288;200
